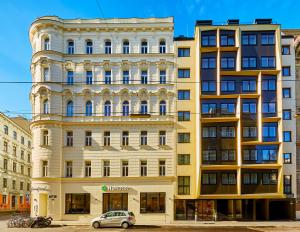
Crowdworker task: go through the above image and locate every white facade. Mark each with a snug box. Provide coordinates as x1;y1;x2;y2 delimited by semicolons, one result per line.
29;16;176;224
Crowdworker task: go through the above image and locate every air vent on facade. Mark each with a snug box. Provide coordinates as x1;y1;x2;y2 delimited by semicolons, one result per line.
227;19;239;25
255;18;272;24
196;20;213;26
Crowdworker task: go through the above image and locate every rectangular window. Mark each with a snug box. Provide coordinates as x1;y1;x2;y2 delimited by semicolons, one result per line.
178;69;190;78
104;131;110;146
221;127;235;138
262;149;277;161
85;161;91;177
201;58;216;69
42;161;48;177
283;88;291;98
13;146;16;156
222;173;236;185
178;176;190;195
242;57;257;68
3;141;8;152
66;161;72;177
3;159;7;170
13;131;17;140
261;33;275;45
220;103;235;114
21;165;24;174
140;131;147;146
122;160;128;177
221;150;236;161
283;153;292;164
242;34;257;45
262;102;276;113
261;56;276;68
202;103;216;114
262;79;276;91
20;182;24;190
160;70;166;84
66;131;73;146
203;150;217;161
67;71;74;85
122;131;129;146
178;90;190;100
221;81;235;92
202;127;216;138
178;133;190;143
85;131;92;146
178;154;190;165
13;162;16;172
159;131;166;146
242;127;257;138
201;35;216;46
284;175;292;194
202;173;217;185
282;66;291;76
262;124;277;138
21;136;24;145
221;57;235;69
123;70;129;84
282;45;290;55
178;48;190;57
159;160;166;176
3;178;7;188
86;71;93;84
202;81;216;92
43;130;49;146
103;160;110;177
140;160;147;176
283;110;291;120
283;131;292;142
242;80;256;92
12;180;16;189
43;67;50;82
178;111;190;121
65;193;90;214
105;71;111;84
4;125;8;135
243;173;258;184
140;192;165;213
262;172;277;185
21;150;24;160
141;70;148;84
220;35;235;46
243;150;258;161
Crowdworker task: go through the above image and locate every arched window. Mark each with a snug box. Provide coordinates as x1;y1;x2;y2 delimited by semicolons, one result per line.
122;101;129;116
140;101;148;114
159;40;166;53
44;37;50;50
66;101;73;117
67;40;74;54
159;100;166;115
104;101;111;116
141;40;148;54
123;40;129;54
86;40;93;54
105;40;112;54
43;99;49;114
85;101;92;116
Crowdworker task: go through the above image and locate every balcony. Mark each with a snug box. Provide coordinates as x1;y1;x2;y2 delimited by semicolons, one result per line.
201;109;238;123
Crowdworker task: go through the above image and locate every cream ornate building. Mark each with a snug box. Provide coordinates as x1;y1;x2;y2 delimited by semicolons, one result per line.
29;16;176;224
0;113;31;212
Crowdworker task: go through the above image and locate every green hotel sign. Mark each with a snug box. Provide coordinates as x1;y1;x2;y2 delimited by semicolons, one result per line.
101;185;130;192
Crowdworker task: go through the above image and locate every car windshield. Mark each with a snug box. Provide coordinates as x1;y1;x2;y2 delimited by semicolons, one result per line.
129;212;135;216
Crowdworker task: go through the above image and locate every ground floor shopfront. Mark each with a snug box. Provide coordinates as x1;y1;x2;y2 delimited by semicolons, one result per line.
31;178;175;224
174;198;296;221
0;193;30;212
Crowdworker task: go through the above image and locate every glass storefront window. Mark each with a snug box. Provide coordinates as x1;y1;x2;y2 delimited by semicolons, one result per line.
65;193;90;214
103;193;128;213
140;192;165;213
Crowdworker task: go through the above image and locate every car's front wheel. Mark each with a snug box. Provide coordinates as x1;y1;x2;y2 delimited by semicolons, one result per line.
92;221;101;229
121;222;129;229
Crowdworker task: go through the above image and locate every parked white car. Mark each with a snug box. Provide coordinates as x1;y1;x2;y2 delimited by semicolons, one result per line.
91;210;135;229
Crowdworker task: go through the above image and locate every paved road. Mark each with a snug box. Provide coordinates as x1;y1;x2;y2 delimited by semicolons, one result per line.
1;215;300;232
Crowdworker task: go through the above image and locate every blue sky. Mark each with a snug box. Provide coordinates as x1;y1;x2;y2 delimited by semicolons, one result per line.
0;0;299;119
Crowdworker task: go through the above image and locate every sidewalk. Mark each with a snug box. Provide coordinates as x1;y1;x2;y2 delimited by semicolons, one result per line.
51;220;300;227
